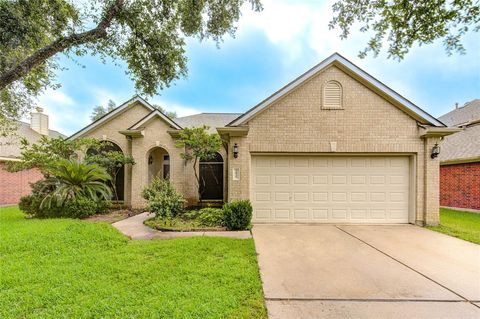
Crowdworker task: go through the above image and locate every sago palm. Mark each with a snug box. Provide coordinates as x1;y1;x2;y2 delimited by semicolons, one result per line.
40;159;112;208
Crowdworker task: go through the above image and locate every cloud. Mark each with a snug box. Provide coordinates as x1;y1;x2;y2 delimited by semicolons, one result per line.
149;97;202;117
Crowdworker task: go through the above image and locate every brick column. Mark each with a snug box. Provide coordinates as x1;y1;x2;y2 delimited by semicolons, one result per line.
124;136;133;208
424;137;441;225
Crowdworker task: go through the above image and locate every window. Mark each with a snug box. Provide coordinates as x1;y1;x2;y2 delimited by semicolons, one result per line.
163;155;170;179
322;80;343;109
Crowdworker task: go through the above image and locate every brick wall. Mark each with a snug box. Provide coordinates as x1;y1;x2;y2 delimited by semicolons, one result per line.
0;161;43;205
440;162;480;210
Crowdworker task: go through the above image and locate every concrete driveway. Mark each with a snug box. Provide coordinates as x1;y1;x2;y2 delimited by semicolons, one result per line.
253;224;480;318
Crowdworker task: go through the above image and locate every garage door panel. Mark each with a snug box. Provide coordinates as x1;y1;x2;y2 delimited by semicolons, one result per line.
251;155;410;223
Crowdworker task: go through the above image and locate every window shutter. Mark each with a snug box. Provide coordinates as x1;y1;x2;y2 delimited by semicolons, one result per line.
323;81;342;109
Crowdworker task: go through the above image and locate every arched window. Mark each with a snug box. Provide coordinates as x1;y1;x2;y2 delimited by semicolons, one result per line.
323;80;343;109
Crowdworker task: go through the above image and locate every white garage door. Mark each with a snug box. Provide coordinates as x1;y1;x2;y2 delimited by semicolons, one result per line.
251;155;410;223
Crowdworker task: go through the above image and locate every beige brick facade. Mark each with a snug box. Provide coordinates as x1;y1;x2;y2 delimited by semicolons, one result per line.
76;62;447;225
226;66;441;225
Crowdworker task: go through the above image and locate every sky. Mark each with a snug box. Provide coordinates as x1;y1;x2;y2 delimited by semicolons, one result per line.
37;0;480;135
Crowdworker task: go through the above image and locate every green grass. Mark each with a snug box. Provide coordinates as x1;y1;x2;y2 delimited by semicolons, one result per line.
0;206;267;319
427;208;480;244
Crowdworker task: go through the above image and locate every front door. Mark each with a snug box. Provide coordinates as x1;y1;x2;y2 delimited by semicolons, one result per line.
199;153;224;200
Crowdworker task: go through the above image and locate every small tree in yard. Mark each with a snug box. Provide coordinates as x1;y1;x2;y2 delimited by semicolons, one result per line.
175;126;222;203
85;143;135;201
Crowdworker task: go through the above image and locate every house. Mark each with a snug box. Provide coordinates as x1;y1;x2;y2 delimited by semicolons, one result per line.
438;99;480;211
0;108;65;205
70;53;459;226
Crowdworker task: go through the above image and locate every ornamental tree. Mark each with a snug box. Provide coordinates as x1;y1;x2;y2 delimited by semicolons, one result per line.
175;126;222;202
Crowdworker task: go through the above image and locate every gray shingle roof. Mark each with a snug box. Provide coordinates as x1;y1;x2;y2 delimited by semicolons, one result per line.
175;113;242;132
0;121;65;160
438;99;480;126
438;99;480;163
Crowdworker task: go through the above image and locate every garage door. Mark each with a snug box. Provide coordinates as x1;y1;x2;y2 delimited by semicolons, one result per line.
251;155;410;223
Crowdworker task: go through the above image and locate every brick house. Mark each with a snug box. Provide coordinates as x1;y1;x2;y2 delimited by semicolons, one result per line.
0;108;65;205
438;99;480;211
70;53;460;226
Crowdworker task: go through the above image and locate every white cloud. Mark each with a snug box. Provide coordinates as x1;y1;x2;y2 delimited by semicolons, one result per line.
149;98;202;117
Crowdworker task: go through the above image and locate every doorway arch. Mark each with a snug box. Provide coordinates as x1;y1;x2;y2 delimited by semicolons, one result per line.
199;153;224;200
146;147;170;184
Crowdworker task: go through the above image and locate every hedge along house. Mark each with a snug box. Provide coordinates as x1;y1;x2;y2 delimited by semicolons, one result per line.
69;53;460;226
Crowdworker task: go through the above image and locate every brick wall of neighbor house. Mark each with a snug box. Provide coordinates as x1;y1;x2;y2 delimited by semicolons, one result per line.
228;65;440;225
440;162;480;210
0;162;43;205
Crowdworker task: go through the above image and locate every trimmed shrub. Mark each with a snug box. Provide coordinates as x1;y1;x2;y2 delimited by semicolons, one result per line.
142;178;185;219
223;200;252;230
63;197;99;218
197;208;225;227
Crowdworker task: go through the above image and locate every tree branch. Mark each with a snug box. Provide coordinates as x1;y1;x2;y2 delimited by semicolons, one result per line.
0;0;124;90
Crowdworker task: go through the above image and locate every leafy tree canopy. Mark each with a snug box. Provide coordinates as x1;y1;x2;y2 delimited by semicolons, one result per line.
0;0;262;135
330;0;480;59
91;99;117;121
153;103;177;119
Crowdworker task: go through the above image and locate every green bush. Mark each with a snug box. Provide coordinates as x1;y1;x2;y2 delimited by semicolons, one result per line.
197;207;225;227
62;197;99;218
223;200;252;230
142;178;185;219
19;180;107;219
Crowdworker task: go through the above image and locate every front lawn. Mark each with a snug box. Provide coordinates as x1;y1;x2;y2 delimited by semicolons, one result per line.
427;208;480;244
0;206;267;318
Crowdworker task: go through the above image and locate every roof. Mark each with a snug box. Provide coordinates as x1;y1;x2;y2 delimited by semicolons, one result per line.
439;99;480;164
440;123;480;164
438;99;480;126
69;95;155;140
175;113;242;132
0;121;66;160
228;52;445;127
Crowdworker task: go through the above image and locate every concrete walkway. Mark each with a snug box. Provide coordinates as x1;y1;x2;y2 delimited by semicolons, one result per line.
253;224;480;319
112;212;251;240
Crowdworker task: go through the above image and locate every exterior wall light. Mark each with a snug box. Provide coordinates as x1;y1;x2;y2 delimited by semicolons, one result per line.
233;143;239;158
431;143;440;159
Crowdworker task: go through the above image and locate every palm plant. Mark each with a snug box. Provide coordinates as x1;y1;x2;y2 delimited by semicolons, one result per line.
40;159;112;208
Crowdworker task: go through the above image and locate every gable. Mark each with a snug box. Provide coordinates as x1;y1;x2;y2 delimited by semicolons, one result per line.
245;65;423;148
128;110;182;130
69;96;155;140
228;53;444;127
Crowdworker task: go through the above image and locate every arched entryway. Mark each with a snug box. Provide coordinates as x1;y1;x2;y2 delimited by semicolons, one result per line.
87;141;125;201
199;153;224;200
147;147;170;184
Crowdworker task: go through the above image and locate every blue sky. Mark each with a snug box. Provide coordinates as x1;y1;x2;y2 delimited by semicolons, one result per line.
38;0;480;135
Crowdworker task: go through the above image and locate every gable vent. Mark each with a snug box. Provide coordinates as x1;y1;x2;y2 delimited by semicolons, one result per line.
323;80;343;109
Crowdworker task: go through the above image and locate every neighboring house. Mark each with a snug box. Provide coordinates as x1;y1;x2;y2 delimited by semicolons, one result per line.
70;53;459;226
438;99;480;211
0;108;65;205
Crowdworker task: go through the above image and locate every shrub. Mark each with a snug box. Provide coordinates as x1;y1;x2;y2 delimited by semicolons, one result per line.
223;200;252;230
142;178;185;219
197;207;225;227
19;180;107;219
41;159;112;209
62;197;99;218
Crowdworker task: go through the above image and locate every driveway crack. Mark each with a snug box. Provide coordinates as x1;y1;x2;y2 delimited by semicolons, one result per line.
334;225;478;309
